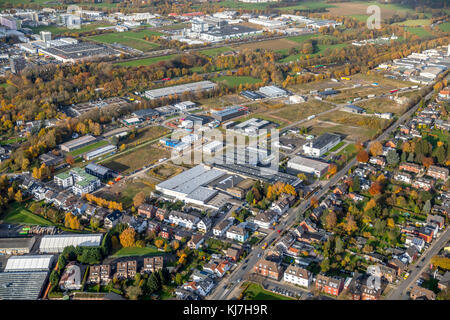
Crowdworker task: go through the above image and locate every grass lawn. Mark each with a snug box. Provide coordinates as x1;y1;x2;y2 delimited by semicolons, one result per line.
1;202;54;226
337;143;357;158
277;1;335;11
209;0;273;10
243;283;294;300
87;30;163;52
199;46;234;57
123;126;170;147
393;19;431;26
0;83;9;88
111;246;162;258
69;140;109;157
404;26;433;38
285;34;318;44
439;22;450;33
329;141;346;152
212;76;262;88
279;43;347;63
114;54;180;67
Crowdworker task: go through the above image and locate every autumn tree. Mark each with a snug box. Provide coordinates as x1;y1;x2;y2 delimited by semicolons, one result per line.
119;227;136;248
422;157;434;168
133;192;146;208
325;211;337;229
356;150;369;163
369;182;382;196
369;141;383;156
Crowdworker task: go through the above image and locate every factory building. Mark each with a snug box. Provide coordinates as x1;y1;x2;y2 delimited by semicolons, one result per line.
59;135;97;152
303;133;341;158
287;156;330;178
211;105;248;122
144;81;217;100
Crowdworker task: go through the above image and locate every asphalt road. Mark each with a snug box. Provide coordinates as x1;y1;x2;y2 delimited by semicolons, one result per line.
385;227;450;300
207;85;434;300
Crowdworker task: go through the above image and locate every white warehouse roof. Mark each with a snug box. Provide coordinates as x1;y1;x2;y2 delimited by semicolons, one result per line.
5;255;55;272
39;234;103;253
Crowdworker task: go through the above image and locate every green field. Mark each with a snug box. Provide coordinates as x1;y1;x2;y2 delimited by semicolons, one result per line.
199;46;234;57
393;19;431;27
69;140;109;157
1;202;54;226
280;43;348;63
111;246;162;258
212;76;262;88
243;283;294;300
405;26;433;38
277;1;335;11
209;0;274;10
87;30;163;52
337;143;357;158
439;22;450;33
115;54;180;67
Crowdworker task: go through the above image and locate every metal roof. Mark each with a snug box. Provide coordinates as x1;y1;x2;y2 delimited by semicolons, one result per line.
5;255;55;272
39;234;103;253
0;271;48;300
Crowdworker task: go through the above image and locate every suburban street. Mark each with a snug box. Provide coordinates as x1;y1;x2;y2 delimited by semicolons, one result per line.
386;227;450;300
207;85;434;300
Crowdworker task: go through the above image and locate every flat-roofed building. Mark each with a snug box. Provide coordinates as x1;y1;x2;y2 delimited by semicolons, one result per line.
0;237;36;255
144;81;217;100
59;135;97;152
83;144;117;160
258;85;289;98
287;155;330;177
302;133;341;157
427;165;449;181
4;255;55;272
0;271;48;300
211;105;248;122
39;234;103;253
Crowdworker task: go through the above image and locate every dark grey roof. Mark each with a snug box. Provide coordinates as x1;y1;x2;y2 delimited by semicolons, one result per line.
0;271;48;300
310;133;341;149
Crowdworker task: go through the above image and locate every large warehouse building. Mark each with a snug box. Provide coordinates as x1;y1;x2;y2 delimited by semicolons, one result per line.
4;255;55;272
302;133;341;157
39;234;103;253
287;156;330;178
144;81;217;100
155;164;225;207
0;237;36;255
211;105;248;122
0;271;49;300
59;135;97;152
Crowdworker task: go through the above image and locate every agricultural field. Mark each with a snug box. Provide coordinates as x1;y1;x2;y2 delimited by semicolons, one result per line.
211;0;274;10
212;76;262;88
236;38;302;52
1;202;54;226
326;1;414;19
101;144;170;174
114;54;180;67
271;100;334;123
277;1;335;11
69;139;109;157
199;46;234;57
87;30;163;52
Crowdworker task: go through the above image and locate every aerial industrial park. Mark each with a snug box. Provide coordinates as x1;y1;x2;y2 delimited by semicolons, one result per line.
0;0;448;309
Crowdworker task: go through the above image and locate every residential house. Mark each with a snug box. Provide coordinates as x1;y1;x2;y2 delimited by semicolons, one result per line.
315;274;344;297
388;259;407;276
155;208;168;221
399;162;422;174
271;194;295;215
253;210;277;229
104;210;122;229
427;165;449;181
226;226;249;243
188;234;204;250
213;219;233;237
417;226;434;243
59;262;84;290
412;177;434;191
283;265;311;288
226;244;243;262
393;171;412;184
197;217;212;233
410;285;436;300
115;260;137;279
138;204;156;219
158;226;173;240
369;156;386;167
168;211;200;229
298;219;318;233
253;258;282;280
182;279;214;297
142;256;164;274
438;272;450;291
88;265;111;284
426;214;445;229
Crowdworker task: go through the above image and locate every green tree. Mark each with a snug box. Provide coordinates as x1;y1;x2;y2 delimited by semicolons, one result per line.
49;270;60;286
422;200;431;214
386;149;399;166
126;285;142;300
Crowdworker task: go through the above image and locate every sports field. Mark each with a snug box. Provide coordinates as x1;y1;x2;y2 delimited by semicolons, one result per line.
87;30;163;52
213;76;262;88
